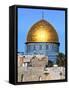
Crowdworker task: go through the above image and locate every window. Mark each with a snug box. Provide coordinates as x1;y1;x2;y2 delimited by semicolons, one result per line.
52;44;57;51
33;45;36;50
28;45;30;50
39;45;42;50
46;45;48;50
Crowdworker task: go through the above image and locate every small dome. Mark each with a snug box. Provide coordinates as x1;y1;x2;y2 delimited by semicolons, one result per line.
27;20;59;43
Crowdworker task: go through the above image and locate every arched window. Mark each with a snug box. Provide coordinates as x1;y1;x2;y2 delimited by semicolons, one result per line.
33;45;36;50
39;45;42;50
46;45;48;50
52;44;58;51
28;45;30;50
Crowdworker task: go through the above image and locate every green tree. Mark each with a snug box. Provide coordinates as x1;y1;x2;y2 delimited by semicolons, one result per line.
56;52;65;67
48;60;53;67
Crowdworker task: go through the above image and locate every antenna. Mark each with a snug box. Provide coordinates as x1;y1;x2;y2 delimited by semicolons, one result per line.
42;10;44;19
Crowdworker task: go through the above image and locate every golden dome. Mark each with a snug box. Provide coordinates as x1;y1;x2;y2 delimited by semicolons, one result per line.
27;20;59;43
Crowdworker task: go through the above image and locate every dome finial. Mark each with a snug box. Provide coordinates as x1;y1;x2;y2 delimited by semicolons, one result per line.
42;10;44;20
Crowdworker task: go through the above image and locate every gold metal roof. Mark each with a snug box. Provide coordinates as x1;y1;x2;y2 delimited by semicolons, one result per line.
27;20;59;43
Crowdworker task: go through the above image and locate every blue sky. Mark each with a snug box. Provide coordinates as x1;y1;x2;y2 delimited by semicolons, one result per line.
18;8;65;54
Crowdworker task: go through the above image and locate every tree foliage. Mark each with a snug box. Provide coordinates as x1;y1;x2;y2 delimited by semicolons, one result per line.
48;60;53;67
56;52;65;67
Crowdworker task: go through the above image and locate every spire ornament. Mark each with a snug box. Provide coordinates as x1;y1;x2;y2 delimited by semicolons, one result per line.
42;10;44;19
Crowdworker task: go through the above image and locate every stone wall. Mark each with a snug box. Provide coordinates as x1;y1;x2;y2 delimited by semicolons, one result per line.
17;54;65;82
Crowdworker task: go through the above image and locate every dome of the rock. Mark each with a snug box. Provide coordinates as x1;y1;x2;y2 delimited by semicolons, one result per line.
27;20;59;43
25;19;59;63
